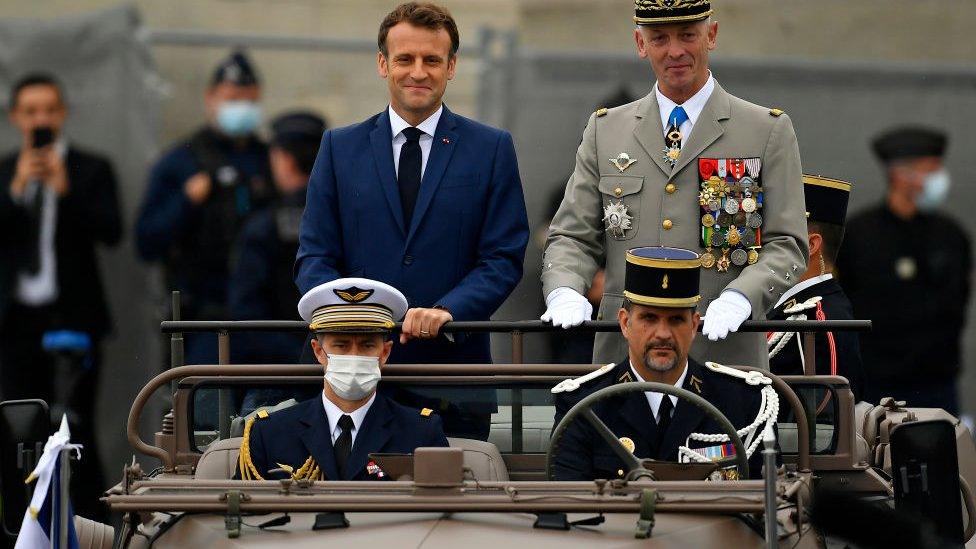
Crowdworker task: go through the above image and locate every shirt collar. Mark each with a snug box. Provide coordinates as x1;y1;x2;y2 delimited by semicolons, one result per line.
655;71;715;131
774;273;834;309
388;104;443;139
629;360;690;416
321;390;376;436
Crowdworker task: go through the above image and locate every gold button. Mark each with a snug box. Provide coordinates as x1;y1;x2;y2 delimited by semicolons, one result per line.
613;187;623;197
617;469;624;477
665;183;676;194
662;219;673;230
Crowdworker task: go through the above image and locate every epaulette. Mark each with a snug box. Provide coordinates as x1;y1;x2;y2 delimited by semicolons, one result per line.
551;363;615;394
238;415;265;480
420;407;433;417
704;361;771;386
595;107;608;117
769;108;784;117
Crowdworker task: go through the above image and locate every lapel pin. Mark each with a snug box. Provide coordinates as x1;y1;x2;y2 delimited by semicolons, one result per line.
442;137;451;144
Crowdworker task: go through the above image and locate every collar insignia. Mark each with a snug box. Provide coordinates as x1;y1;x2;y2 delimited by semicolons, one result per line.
617;370;634;383
334;287;374;303
690;375;703;394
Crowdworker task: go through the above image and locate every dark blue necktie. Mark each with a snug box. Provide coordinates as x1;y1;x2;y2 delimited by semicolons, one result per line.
398;127;423;226
334;414;354;479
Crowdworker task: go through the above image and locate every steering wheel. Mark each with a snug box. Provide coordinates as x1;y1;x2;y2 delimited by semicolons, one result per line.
546;381;750;480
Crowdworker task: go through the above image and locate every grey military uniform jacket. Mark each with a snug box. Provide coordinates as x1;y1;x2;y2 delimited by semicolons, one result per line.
543;81;807;368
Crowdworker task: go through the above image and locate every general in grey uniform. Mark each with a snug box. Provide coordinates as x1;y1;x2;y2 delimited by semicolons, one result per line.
542;0;807;368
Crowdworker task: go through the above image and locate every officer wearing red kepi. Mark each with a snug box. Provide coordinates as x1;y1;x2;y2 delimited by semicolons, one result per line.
837;128;971;413
767;175;865;402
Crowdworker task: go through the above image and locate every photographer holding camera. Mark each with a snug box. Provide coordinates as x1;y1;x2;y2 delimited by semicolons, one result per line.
0;73;121;520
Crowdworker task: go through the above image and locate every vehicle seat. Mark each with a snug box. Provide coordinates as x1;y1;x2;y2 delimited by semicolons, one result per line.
195;437;243;479
195;437;510;481
448;437;510;481
853;400;873;465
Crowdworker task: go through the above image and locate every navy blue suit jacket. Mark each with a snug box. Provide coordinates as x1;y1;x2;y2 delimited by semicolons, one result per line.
552;359;766;481
241;394;448;481
295;106;529;363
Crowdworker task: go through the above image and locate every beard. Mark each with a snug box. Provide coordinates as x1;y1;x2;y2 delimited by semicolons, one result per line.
642;339;680;373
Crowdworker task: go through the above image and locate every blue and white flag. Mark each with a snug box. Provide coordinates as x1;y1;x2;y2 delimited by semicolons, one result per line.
14;415;81;549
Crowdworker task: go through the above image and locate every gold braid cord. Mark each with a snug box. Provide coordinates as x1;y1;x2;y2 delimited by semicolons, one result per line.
237;417;324;480
238;417;264;480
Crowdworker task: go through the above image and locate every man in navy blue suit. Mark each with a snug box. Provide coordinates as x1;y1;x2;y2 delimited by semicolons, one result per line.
295;3;528;438
238;277;448;481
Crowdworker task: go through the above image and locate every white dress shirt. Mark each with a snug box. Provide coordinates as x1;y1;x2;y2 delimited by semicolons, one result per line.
389;105;442;177
630;361;689;423
774;273;834;310
655;72;716;140
14;139;67;306
322;391;376;445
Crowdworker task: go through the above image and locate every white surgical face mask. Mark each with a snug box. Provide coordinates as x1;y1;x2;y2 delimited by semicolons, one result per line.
917;168;951;212
216;100;262;137
324;354;381;401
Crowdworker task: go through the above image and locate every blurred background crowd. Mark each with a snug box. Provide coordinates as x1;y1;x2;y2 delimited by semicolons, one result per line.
0;0;973;522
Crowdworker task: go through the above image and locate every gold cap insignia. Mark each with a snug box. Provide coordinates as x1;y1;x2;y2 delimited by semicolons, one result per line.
420;408;433;417
662;274;669;289
334;287;374;303
619;437;636;454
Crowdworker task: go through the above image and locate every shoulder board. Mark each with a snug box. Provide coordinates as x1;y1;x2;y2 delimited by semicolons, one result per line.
769;108;785;117
420;408;433;417
551;363;615;394
595;107;608;117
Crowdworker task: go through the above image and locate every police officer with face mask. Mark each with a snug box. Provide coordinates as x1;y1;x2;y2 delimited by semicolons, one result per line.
837;127;972;413
236;277;449;481
136;50;273;364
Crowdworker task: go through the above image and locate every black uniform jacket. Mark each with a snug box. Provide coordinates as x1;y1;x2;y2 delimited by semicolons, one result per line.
552;358;765;481
767;277;865;401
238;393;449;481
0;147;122;336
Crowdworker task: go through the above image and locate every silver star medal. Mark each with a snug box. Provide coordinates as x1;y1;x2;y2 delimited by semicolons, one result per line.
603;201;632;238
610;152;637;172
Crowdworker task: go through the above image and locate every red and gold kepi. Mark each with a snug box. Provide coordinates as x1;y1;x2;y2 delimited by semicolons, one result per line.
624;246;702;308
634;0;713;25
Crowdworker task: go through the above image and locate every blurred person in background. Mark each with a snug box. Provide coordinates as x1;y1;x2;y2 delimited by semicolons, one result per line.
0;73;121;520
295;2;528;439
230;112;326;415
837;127;971;414
767;175;865;402
135;50;273;365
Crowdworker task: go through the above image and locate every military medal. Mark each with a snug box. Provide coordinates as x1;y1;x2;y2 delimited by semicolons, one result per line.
662;145;681;166
730;248;748;267
699;158;718;180
742;229;756;247
745;158;762;178
701;249;716;269
734;211;747;226
727;158;746;180
717;212;732;226
603;201;633;238
708;198;721;212
741;197;757;213
610;152;637;172
739;176;756;189
701;213;716;227
747;212;763;229
724;199;740;215
716;249;731;272
716;160;727;178
726;225;741;246
710;231;725;247
747;248;760;265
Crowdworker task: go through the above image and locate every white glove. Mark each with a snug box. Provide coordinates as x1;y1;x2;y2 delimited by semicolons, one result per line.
541;287;593;329
702;290;752;341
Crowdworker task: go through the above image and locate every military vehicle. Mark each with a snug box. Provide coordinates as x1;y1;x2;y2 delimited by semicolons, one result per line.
3;318;975;547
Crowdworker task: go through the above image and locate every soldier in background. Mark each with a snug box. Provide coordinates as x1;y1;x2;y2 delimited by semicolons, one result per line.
837;127;971;413
767;175;865;402
135;50;273;364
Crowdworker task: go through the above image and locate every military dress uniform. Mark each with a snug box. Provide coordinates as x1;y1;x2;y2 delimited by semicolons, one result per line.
837;129;971;413
236;277;449;481
543;1;807;369
551;247;771;481
768;175;865;401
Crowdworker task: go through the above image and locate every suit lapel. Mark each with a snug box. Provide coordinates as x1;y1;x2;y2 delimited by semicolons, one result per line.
670;83;731;179
344;394;395;480
632;93;672;178
658;361;707;459
406;106;459;245
299;398;340;481
369;110;406;236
